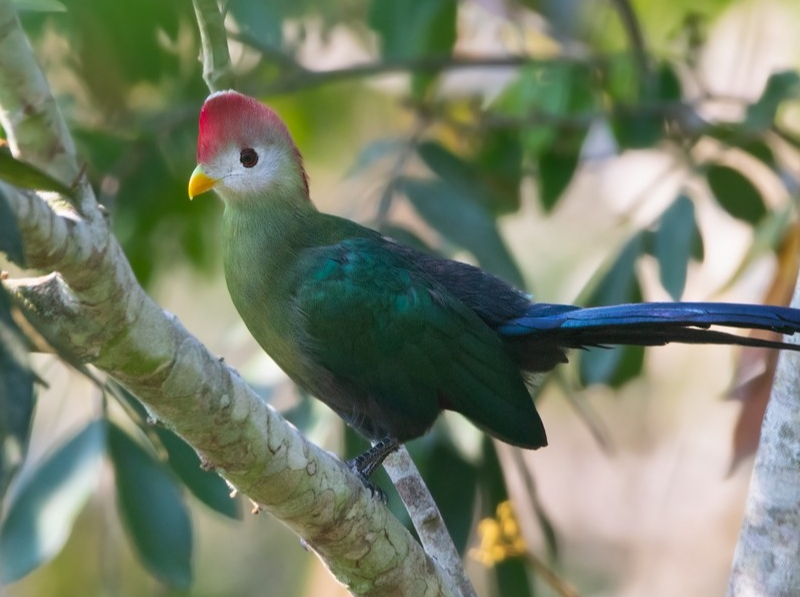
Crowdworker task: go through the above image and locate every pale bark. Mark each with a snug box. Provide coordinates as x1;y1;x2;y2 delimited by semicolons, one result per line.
727;281;800;597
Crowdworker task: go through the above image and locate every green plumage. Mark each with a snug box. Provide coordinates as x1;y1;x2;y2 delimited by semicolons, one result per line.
221;196;546;448
196;91;800;479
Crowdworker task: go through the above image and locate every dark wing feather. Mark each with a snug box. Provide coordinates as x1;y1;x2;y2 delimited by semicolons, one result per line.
292;237;546;448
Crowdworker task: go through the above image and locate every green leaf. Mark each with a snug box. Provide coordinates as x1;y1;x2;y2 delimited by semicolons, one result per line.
60;0;184;101
0;188;25;266
402;177;525;288
654;195;697;300
108;423;192;589
227;0;284;47
0;147;73;197
612;110;664;149
605;55;640;104
691;220;705;261
607;60;680;149
586;233;644;306
607;344;646;387
706;164;767;223
745;70;800;131
705;126;776;169
580;233;645;386
720;204;793;292
538;143;581;212
656;61;682;103
493;63;595;157
0;420;106;583
741;139;776;169
496;559;534;597
418;141;477;189
492;63;592;209
492;68;556;156
0;287;36;502
475;129;523;215
368;0;458;98
12;0;66;11
103;132;219;288
155;428;240;520
419;139;522;215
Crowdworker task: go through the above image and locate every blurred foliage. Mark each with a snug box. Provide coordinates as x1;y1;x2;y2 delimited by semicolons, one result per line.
0;285;36;504
0;148;74;200
2;0;800;595
0;420;104;584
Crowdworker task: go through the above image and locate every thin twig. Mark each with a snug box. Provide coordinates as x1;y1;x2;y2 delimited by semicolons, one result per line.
249;53;595;96
383;447;477;597
375;117;428;222
227;30;308;74
192;0;235;91
607;0;651;94
524;551;582;597
554;373;615;455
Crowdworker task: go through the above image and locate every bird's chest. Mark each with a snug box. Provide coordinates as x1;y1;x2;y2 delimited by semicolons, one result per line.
224;256;310;379
222;218;314;382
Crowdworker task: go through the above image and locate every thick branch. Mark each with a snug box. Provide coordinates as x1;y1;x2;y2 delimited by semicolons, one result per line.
727;281;800;595
4;172;456;597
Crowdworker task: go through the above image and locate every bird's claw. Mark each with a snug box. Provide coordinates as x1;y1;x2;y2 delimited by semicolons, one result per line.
347;459;388;503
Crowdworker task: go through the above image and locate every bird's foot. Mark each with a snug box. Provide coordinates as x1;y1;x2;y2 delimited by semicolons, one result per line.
347;463;388;503
346;437;400;503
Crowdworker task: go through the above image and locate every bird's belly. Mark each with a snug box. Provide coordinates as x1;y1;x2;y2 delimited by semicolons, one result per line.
296;368;440;443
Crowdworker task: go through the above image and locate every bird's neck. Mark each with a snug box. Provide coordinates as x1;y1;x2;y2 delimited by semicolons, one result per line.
220;194;320;370
221;193;317;286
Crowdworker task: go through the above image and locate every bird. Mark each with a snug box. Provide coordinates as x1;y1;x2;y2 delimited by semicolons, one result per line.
188;90;800;485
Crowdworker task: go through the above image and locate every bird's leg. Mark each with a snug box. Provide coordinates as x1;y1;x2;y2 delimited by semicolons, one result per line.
346;437;400;501
351;437;400;477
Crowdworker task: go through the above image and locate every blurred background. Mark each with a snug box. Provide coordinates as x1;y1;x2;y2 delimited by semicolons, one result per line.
2;0;800;595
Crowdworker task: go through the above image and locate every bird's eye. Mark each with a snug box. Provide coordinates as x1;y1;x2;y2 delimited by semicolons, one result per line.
240;148;258;168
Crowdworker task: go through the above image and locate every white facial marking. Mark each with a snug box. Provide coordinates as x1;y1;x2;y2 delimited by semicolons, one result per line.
208;143;290;201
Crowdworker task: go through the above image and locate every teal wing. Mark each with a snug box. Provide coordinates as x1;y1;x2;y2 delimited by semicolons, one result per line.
291;237;547;448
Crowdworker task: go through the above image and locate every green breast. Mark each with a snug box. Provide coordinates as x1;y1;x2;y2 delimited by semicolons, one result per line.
221;202;312;379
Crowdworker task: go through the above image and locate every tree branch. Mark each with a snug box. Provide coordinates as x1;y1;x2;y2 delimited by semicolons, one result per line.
384;448;477;597
191;0;235;91
727;279;800;595
0;1;456;594
607;0;651;93
247;53;586;96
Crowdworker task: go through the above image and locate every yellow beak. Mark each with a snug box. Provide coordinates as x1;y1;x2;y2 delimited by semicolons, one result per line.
188;165;218;199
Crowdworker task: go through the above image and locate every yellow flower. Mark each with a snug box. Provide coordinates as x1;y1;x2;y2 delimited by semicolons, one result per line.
470;500;527;565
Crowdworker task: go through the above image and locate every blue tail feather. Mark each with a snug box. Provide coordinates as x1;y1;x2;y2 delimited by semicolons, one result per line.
498;302;800;353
